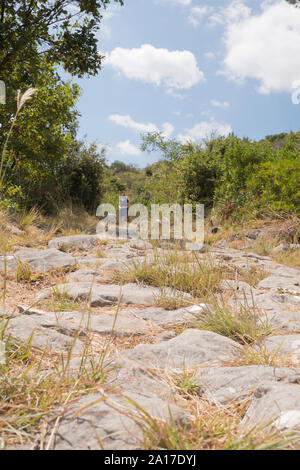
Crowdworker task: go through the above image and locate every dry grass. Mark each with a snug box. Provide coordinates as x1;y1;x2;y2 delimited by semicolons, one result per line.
114;251;223;300
230;342;285;367
127;395;296;450
192;297;272;344
0;330;110;448
273;247;300;269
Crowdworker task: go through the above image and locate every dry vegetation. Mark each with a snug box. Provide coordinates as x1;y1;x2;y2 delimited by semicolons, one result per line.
0;210;299;449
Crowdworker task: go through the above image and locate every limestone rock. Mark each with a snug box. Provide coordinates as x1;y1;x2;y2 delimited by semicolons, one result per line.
6;315;84;354
122;329;239;369
38;282;164;307
242;384;300;432
15;248;75;272
260;335;300;356
195;366;300;404
49;390;188;450
49;235;100;251
120;306;194;325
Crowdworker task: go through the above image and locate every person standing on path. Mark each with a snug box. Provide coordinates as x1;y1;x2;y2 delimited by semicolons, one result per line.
119;193;129;237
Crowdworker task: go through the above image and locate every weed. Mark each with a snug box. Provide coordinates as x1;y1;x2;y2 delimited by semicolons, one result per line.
192;297;272;344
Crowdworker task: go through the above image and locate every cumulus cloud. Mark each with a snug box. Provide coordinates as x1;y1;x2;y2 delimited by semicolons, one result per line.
177;120;232;143
116;140;142;156
105;44;204;90
222;1;300;94
108;114;174;138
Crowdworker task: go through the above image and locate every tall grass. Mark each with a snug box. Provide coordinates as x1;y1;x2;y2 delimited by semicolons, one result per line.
192;296;272;344
113;250;223;299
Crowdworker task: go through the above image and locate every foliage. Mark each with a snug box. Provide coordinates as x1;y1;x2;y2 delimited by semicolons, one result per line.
0;0;124;78
139;131;300;218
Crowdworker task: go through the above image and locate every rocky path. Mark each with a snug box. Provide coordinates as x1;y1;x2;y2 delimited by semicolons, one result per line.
2;234;300;449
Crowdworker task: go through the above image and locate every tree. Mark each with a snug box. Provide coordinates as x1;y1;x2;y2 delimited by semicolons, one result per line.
0;0;124;77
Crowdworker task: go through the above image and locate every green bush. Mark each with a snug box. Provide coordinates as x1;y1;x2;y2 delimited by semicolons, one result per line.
246;158;300;215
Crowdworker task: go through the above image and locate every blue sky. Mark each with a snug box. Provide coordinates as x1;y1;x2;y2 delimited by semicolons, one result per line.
73;0;300;167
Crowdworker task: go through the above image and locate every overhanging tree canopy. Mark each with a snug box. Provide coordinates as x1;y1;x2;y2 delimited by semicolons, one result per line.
0;0;124;77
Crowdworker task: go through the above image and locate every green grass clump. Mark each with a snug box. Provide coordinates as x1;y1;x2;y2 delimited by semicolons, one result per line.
192;298;272;344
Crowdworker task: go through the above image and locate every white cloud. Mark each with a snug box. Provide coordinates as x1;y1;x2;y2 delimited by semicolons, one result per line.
210;99;230;108
188;6;211;27
116;140;142;156
158;0;192;5
109;114;158;133
97;4;121;38
222;1;300;94
108;114;174;138
161;122;175;138
106;44;204;90
177;120;232;143
209;0;251;27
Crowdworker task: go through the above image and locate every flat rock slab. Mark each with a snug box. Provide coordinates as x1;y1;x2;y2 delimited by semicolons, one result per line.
242;384;300;432
38;282;167;307
120;306;194;325
108;360;175;400
15;308;150;338
260;335;300;356
14;248;76;272
122;329;239;369
49;235;100;251
195;366;300;404
75;257;104;267
129;240;153;250
102;248;136;259
6;314;84;354
0;254;18;271
98;259;127;272
67;269;105;283
220;279;254;294
272;290;300;306
49;390;188;450
257;275;300;293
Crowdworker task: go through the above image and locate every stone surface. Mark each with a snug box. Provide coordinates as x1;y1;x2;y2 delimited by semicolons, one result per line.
120;306;194;325
15;307;150;337
260;335;300;356
129;240;153;251
15;248;76;272
220;279;254;294
49;235;100;251
103;247;136;259
6;315;84;354
108;360;175;400
97;259;127;272
49;390;188;450
271;244;300;254
67;269;105;283
195;366;300;404
242;384;300;431
122;329;239;369
39;282;172;307
257;275;300;293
